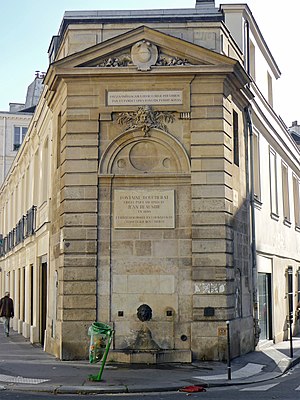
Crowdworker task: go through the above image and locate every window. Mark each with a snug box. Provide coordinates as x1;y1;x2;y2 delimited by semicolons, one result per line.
56;113;61;169
13;126;28;151
293;175;300;227
41;139;49;204
253;131;261;200
233;110;239;166
282;162;290;222
269;148;278;216
249;40;256;81
297;268;300;306
267;72;273;107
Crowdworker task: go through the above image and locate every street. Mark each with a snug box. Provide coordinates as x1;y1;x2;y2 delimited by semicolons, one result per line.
0;363;299;399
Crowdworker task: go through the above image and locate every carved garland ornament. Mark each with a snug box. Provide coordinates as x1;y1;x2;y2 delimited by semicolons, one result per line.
96;40;190;69
116;105;175;136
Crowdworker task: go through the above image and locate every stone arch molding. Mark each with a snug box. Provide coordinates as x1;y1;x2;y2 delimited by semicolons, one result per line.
99;128;190;175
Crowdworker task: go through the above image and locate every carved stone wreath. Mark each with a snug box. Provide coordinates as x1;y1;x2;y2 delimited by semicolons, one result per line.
95;41;191;69
116;105;175;136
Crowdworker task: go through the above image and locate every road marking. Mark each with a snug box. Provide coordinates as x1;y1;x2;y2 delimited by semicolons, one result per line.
296;385;300;391
0;374;49;384
240;383;279;391
193;363;265;380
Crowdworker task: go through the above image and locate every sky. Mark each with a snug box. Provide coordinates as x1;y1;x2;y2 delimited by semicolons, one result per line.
0;0;298;126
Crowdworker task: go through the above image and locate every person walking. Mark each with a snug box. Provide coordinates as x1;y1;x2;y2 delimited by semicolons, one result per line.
0;292;14;337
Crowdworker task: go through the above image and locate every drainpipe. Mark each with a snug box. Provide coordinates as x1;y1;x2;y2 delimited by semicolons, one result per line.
109;173;115;325
244;20;250;76
244;106;260;346
96;117;101;321
2;116;7;182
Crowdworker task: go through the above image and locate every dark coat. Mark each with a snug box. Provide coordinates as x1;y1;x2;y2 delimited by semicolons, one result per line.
0;296;14;318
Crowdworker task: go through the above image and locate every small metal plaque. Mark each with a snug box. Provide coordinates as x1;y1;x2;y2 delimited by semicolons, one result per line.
218;327;227;337
204;307;215;317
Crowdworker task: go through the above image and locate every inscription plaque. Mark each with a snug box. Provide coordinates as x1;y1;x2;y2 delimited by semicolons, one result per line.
107;91;183;106
114;189;175;229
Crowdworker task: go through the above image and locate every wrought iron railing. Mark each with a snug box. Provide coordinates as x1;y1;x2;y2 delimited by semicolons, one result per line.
0;205;37;257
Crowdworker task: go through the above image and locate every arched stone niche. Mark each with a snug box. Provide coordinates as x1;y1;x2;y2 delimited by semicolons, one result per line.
99;128;190;175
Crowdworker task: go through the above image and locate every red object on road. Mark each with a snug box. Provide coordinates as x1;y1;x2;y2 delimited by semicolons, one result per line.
179;385;207;392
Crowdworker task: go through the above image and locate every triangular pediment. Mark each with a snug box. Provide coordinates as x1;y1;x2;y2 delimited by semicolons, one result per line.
50;25;239;71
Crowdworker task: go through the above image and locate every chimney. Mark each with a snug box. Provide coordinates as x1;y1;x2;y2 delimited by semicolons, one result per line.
196;0;215;5
292;120;298;127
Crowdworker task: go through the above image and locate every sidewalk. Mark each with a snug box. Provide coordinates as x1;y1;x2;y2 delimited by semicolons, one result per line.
0;330;299;394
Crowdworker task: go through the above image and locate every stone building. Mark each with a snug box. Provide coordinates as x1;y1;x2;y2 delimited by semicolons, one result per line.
0;73;44;185
0;0;299;362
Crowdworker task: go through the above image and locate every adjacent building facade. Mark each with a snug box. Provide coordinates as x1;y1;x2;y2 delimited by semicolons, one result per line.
0;73;44;185
0;0;299;362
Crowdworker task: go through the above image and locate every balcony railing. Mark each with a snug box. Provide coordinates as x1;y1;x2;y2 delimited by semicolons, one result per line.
0;205;37;257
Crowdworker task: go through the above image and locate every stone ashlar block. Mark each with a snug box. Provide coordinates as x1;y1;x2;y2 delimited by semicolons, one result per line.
192;198;232;213
61;172;97;186
152;240;178;257
113;230;140;240
67;81;100;96
62;240;97;254
192;211;232;225
192;252;233;268
191;93;224;107
62;281;96;295
191;158;232;172
62;309;96;321
190;106;224;119
62;200;97;213
62;267;96;281
67;95;99;109
140;229;164;240
63;227;97;240
61;213;97;227
193;293;235;309
62;133;98;147
163;228;191;240
191;131;231;146
62;295;96;309
179;240;192;257
192;225;233;240
191;80;224;94
64;146;98;160
192;307;233;321
65;108;97;121
191;170;232;186
99;200;112;216
111;241;134;256
192;184;232;200
65;120;98;134
190;118;225;132
191;144;232;161
192;239;233;254
194;266;233;281
134;240;152;256
61;159;98;174
61;186;97;201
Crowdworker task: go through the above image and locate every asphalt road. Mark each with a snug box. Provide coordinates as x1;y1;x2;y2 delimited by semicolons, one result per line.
1;364;299;399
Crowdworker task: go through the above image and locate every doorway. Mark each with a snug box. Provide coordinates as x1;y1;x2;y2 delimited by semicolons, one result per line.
40;261;47;346
258;272;272;340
